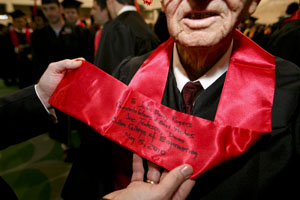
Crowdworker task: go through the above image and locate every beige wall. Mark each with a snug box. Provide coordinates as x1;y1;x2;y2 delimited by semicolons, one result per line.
251;0;298;25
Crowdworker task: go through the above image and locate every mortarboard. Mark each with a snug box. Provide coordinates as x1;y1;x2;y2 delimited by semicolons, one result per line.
61;0;83;9
9;10;25;19
249;16;258;22
41;0;60;5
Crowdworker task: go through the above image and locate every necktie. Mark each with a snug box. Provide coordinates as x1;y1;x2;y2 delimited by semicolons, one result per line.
181;81;203;114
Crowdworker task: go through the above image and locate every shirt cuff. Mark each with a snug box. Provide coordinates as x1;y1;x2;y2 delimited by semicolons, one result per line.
34;84;50;114
34;84;58;123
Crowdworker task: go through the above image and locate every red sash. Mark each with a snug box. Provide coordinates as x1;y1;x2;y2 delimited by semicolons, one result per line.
76;20;86;28
143;0;152;5
49;29;275;179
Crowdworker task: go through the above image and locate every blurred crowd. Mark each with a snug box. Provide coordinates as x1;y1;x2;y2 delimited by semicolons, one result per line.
239;2;300;66
0;1;93;88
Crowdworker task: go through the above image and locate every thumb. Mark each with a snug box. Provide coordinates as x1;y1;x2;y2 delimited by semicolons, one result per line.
51;58;83;73
159;164;193;198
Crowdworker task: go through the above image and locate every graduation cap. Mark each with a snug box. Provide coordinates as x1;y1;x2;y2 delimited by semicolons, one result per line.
9;10;25;19
248;16;258;22
41;0;60;5
31;8;47;21
286;2;299;15
35;9;46;17
61;0;83;9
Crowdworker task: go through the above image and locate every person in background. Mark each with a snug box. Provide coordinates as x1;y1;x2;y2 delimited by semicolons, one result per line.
0;24;16;86
62;0;86;28
30;8;48;30
154;9;169;43
93;0;159;74
30;0;93;162
7;10;33;88
90;0;111;58
265;2;300;67
242;16;258;39
271;2;299;32
31;0;93;80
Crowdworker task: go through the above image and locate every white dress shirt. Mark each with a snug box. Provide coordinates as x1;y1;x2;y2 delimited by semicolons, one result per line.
117;5;137;16
173;42;233;92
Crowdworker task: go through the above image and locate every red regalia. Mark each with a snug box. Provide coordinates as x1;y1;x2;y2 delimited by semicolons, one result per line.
9;27;31;49
76;20;86;28
50;29;275;179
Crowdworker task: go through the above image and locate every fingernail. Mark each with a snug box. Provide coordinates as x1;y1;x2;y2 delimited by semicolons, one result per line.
74;59;82;62
181;165;193;178
72;60;82;65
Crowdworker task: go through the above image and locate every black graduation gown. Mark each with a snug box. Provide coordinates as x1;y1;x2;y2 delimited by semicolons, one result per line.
31;23;94;82
266;20;300;67
154;11;170;43
93;11;160;75
0;86;53;199
0;32;16;82
11;30;33;88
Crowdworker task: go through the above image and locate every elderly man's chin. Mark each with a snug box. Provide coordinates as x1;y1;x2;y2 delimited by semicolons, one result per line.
174;31;224;49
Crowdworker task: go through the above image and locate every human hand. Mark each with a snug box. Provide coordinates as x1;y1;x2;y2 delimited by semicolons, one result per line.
146;159;195;199
36;58;83;109
103;154;195;200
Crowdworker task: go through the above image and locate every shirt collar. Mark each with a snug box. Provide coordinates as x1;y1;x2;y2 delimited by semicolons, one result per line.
173;41;233;92
118;5;137;16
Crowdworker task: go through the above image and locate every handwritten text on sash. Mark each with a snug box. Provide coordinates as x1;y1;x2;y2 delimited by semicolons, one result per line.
109;97;199;159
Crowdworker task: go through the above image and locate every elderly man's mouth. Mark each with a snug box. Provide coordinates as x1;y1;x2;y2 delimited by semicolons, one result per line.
185;12;218;19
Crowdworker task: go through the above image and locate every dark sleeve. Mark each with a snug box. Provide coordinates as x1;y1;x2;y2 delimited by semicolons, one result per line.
112;52;152;84
272;56;300;155
266;21;300;67
154;12;170;43
0;33;16;79
76;26;94;63
30;30;48;82
134;34;159;57
95;21;136;74
0;86;53;150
